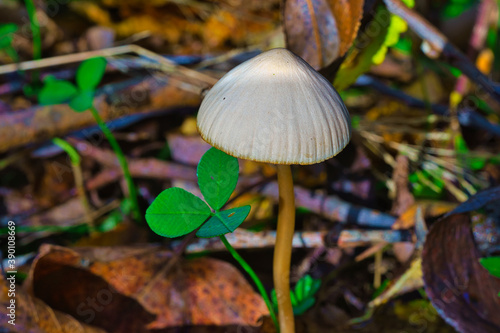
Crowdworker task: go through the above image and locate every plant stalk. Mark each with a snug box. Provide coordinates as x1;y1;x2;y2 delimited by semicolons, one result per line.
24;0;41;82
274;164;295;332
219;234;279;331
52;137;94;232
89;106;142;222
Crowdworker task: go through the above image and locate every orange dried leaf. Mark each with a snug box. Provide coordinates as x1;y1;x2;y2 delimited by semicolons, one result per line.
25;245;268;332
328;0;364;57
284;0;364;69
394;202;456;229
0;275;106;333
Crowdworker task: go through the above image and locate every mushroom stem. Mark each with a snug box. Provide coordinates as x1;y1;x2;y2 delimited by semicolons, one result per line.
274;164;296;333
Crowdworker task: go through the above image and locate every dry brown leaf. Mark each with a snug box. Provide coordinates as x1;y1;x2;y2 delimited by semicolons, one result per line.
25;245;268;332
203;10;242;49
328;0;364;57
422;214;500;333
71;1;278;54
0;275;106;333
284;0;364;70
394;202;456;229
369;257;423;308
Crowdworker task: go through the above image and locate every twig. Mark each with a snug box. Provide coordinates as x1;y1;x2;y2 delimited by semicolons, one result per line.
260;182;397;228
383;0;500;103
180;228;412;253
390;154;415;216
454;0;498;97
355;76;500;136
0;75;201;153
469;0;498;56
179;229;327;253
68;138;198;183
337;229;412;248
374;249;383;288
0;45;217;88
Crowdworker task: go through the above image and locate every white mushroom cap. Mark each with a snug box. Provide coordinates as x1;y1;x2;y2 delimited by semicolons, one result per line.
197;48;351;165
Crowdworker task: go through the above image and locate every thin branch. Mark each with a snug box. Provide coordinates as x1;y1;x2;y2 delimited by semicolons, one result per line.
383;0;500;103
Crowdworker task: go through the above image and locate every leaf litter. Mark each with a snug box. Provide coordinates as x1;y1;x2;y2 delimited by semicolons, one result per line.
1;0;500;332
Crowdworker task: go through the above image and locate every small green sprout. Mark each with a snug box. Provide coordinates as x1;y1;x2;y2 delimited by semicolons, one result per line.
272;274;321;315
39;57;141;222
39;57;106;111
0;23;19;61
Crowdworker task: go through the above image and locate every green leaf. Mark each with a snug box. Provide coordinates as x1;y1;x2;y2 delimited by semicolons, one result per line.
0;23;18;37
292;275;321;315
271;274;321;315
293;297;315;315
0;23;17;49
69;90;95;112
393;37;412;55
372;0;414;64
0;36;12;50
454;134;486;170
196;205;251;238
23;81;43;98
334;7;390;91
480;257;500;278
290;291;297;306
442;0;475;19
310;279;321;297
99;199;132;232
197;147;239;211
146;187;211;238
0;36;13;50
372;15;408;65
38;80;78;105
76;57;107;90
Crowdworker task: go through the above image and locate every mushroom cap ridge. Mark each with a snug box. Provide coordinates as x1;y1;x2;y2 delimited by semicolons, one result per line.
197;48;351;165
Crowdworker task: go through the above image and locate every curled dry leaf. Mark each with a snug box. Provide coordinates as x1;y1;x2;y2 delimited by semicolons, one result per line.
444;185;500;217
284;0;364;70
422;214;500;333
24;244;268;333
0;275;106;333
369;257;423;308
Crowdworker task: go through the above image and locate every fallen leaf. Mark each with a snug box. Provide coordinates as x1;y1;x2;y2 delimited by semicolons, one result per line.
369;257;423;308
393;201;456;229
333;6;388;91
25;245;268;332
71;1;278;54
445;185;500;217
203;10;242;49
0;274;106;333
329;0;364;57
422;214;500;333
284;0;364;70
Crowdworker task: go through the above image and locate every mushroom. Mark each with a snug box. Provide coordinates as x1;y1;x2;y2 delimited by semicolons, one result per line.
197;48;351;332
